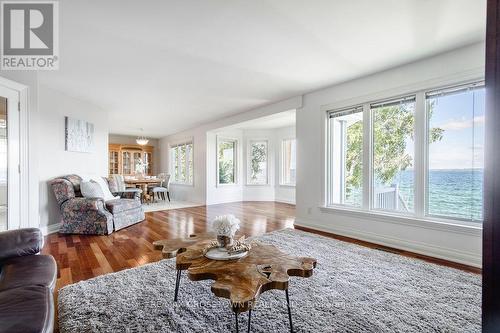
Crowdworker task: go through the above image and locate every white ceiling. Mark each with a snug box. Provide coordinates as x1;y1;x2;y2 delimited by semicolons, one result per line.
39;0;486;138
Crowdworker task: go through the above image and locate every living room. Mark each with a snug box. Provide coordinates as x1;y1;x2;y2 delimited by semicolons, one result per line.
1;1;499;332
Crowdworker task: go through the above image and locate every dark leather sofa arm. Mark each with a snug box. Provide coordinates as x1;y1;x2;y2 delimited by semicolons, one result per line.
0;228;43;262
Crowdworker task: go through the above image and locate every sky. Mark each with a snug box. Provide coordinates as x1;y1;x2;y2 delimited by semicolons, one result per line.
428;88;485;170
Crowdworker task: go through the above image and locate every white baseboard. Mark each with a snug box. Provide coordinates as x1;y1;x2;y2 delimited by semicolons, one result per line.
40;222;61;236
295;218;481;268
275;198;296;205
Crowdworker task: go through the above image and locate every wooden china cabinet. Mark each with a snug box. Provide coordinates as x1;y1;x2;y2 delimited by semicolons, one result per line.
108;144;154;176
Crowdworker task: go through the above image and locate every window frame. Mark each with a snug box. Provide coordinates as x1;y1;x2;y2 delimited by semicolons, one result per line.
246;139;269;186
280;138;296;187
326;105;365;208
169;140;194;186
424;81;485;223
323;78;485;228
370;94;417;216
216;136;238;187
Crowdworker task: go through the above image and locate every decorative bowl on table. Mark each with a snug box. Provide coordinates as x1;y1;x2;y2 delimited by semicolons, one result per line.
205;247;249;260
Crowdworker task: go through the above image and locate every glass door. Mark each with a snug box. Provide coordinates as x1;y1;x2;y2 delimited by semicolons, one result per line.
144;152;152;175
122;151;131;175
109;151;119;174
133;152;142;175
0;85;20;231
0;97;6;231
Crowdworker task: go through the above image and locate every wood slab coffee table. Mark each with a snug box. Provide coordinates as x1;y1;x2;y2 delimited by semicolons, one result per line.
154;233;317;333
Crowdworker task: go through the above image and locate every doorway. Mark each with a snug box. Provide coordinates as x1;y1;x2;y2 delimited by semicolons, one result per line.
0;85;20;231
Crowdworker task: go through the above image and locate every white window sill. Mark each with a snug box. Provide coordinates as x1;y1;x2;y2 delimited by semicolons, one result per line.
216;183;239;187
246;183;271;187
170;182;194;187
319;205;482;237
279;184;296;188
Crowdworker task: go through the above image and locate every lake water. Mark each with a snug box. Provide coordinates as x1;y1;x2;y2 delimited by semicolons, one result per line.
397;169;483;221
346;169;483;222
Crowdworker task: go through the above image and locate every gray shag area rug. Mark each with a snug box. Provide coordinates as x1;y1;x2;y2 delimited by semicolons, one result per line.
58;228;481;332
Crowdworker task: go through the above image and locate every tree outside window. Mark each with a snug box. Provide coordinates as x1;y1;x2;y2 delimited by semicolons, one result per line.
248;140;268;185
218;138;237;185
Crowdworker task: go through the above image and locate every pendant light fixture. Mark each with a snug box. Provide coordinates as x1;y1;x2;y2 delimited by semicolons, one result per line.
136;128;149;146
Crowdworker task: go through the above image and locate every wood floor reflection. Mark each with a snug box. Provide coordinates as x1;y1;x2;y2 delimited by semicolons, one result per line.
42;201;296;291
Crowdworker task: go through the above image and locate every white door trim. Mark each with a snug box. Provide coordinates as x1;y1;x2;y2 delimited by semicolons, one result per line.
0;76;33;229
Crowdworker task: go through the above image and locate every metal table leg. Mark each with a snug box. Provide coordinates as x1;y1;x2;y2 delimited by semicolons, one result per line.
247;309;252;333
285;289;293;333
174;269;182;302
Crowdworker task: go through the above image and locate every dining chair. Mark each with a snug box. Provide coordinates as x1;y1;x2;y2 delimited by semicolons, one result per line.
109;174;143;201
148;173;171;202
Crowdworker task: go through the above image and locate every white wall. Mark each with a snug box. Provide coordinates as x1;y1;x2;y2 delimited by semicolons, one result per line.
108;134;160;175
38;85;109;228
295;42;484;267
159;96;302;204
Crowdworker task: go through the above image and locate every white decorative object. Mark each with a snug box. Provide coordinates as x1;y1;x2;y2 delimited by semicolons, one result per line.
65;117;94;153
212;214;240;237
212;214;240;248
135;158;148;176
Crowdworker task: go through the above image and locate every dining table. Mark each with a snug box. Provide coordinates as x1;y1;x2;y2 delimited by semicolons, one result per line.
124;177;161;203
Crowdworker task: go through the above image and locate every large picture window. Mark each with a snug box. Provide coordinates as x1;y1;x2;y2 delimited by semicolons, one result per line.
171;141;193;184
281;139;296;186
217;138;237;185
248;140;268;185
426;83;485;221
326;81;485;224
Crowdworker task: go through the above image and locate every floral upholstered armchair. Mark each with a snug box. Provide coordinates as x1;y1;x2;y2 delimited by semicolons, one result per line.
51;175;145;235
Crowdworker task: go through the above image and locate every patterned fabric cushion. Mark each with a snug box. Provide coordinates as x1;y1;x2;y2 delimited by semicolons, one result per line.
60;198;114;235
80;181;104;199
106;177;119;193
109;174;126;192
105;199;142;214
50;179;76;206
62;174;83;197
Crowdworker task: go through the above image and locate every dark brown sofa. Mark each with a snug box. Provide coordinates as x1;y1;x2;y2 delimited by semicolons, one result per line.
0;228;57;333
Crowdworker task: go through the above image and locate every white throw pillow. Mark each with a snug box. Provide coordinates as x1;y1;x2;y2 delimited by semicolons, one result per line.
80;180;104;199
90;176;120;202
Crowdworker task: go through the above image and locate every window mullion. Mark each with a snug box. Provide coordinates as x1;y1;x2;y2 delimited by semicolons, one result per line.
362;103;371;211
414;92;426;218
326;118;332;206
